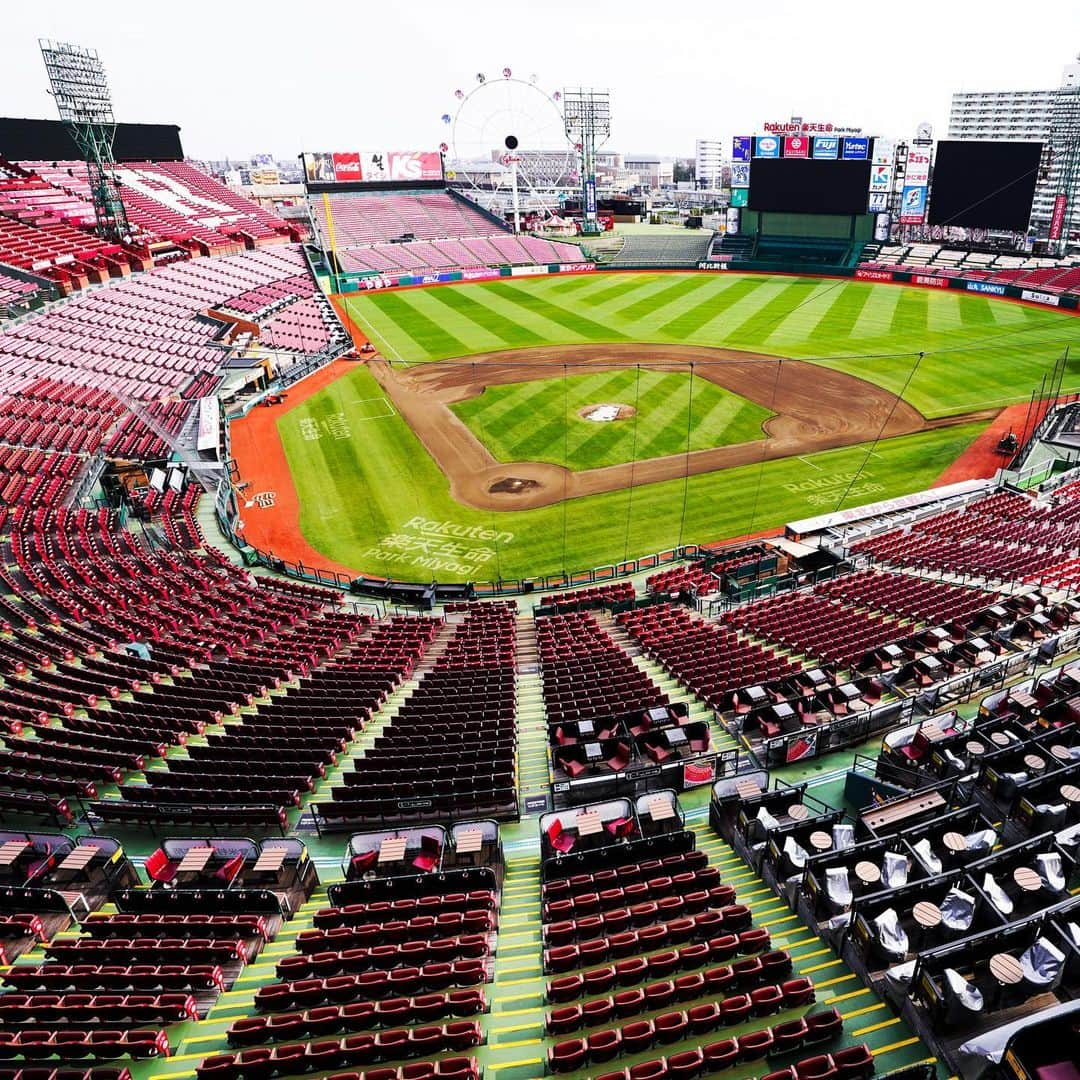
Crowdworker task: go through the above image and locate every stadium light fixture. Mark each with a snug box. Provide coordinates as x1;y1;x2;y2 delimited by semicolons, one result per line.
563;88;611;236
39;38;132;243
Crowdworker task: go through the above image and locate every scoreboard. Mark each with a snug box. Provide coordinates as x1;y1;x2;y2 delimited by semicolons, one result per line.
732;134;892;217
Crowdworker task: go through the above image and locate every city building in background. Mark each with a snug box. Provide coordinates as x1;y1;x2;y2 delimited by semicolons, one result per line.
948;59;1080;238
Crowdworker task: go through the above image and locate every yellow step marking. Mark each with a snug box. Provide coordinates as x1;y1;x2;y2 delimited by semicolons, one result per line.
871;1035;926;1056
841;1002;886;1021
825;988;871;1006
490;1037;543;1050
816;973;859;989
488;1058;544;1072
802;958;844;974
853;1016;902;1037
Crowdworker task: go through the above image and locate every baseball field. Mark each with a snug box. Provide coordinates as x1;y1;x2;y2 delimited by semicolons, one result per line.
231;271;1080;583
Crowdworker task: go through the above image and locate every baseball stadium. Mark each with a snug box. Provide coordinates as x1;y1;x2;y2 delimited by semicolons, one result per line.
3;20;1080;1080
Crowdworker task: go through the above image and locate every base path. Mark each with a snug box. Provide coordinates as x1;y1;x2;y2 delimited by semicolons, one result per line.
369;343;997;512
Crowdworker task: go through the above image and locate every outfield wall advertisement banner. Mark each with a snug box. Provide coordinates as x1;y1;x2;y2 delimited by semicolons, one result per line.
732;136;751;161
813;136;839;159
754;135;780;158
783;135;810;158
1020;288;1061;307
842;137;869;160
966;281;1007;296
303;149;443;184
900;184;928;224
1050;194;1068;241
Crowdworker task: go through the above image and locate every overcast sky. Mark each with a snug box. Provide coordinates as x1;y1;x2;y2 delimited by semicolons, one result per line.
4;0;1079;161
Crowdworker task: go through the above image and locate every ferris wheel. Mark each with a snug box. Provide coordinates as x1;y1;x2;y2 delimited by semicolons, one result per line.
441;69;576;227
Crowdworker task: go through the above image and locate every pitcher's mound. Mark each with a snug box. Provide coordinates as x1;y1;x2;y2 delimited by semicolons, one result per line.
579;403;637;422
489;476;541;494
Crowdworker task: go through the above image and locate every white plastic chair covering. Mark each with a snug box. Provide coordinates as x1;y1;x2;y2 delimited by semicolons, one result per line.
1066;921;1080;947
944;967;984;1014
913;837;942;874
825;867;853;908
755;806;780;831
883;958;917;995
782;835;808;870
883;851;908;888
873;907;909;957
1036;852;1066;892
1055;821;1080;850
962;829;996;856
944;748;966;773
983;871;1014;916
940;886;976;932
1019;936;1066;987
832;823;855;851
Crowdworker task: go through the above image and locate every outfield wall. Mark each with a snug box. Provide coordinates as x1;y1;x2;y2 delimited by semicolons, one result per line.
693;261;1080;311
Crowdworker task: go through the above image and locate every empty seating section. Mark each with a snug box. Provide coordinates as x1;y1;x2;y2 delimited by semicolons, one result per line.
724;588;909;670
608;233;714;269
20;160;296;256
854;486;1080;586
313;188;584;275
318;605;517;827
200;869;493;1080
0;267;45;317
618;604;800;712
540;581;635;612
860;243;1080;297
538;611;666;726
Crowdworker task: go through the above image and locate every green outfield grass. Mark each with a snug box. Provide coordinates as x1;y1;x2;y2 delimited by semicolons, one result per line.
449;368;773;471
344;272;1080;419
278;365;985;583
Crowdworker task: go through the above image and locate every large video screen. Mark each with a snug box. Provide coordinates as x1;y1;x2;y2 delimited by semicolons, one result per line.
747;158;872;215
927;141;1041;229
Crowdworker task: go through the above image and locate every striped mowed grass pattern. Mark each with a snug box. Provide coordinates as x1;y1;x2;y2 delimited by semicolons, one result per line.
450;369;773;471
345;272;1080;419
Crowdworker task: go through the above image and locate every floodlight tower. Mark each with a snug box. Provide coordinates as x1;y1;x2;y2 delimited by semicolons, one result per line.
563;88;611;236
1049;70;1080;257
39;39;131;243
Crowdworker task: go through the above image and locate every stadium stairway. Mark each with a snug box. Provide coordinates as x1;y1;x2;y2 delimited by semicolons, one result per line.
514;614;550;814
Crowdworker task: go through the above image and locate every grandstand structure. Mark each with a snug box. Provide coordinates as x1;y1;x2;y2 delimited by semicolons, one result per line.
308;185;587;286
6;55;1080;1080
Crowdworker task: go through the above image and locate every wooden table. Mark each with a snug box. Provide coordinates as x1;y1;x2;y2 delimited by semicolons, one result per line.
912;901;942;930
378;837;407;864
786;803;810;822
861;790;946;833
1060;782;1080;805
647;797;675;822
455;829;483;855
253;847;287;873
176;847;214;874
991;731;1012;748
1011;690;1040;713
808;830;832;852
1013;866;1042;893
735;779;762;801
943;831;968;854
855;860;881;886
52;846;97;880
1051;744;1072;762
965;740;986;757
989;952;1023;986
0;840;29;869
1023;753;1047;773
576;812;602;837
989;951;1024;1008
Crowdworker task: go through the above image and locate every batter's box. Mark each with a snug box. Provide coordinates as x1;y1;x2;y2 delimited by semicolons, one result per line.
350;396;396;420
